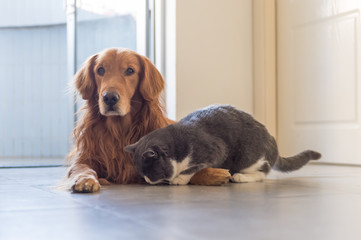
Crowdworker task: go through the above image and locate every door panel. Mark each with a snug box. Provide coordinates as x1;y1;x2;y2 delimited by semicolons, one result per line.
277;0;361;164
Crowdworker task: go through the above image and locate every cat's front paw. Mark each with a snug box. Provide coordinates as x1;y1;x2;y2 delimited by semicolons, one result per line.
170;174;192;185
231;172;266;183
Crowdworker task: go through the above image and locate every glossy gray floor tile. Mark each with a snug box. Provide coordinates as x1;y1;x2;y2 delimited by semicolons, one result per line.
0;164;361;240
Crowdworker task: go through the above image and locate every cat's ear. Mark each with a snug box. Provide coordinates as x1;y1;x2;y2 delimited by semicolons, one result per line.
142;149;158;159
124;142;138;154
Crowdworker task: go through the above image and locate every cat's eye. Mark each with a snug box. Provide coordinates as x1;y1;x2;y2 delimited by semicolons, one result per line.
97;67;105;76
125;67;135;76
142;150;157;159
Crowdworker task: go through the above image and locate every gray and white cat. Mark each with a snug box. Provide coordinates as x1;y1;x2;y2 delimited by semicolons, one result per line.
125;105;321;185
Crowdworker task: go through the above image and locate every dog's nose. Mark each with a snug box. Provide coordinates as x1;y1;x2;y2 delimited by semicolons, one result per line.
102;92;120;106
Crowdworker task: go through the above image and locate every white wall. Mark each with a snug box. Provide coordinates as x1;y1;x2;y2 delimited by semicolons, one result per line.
173;0;253;119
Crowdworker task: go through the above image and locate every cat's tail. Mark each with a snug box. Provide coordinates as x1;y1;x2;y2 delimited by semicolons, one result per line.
273;150;321;172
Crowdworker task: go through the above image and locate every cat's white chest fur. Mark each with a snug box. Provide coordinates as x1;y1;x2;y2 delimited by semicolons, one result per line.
170;156;191;178
169;156;193;185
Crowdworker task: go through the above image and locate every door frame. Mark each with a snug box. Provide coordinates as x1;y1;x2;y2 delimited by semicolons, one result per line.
253;0;277;138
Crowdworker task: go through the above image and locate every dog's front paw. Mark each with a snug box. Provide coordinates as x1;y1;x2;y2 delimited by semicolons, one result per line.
71;175;101;193
190;168;231;186
170;174;192;185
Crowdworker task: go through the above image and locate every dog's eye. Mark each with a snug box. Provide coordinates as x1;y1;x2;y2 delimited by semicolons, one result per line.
97;67;105;76
125;67;135;76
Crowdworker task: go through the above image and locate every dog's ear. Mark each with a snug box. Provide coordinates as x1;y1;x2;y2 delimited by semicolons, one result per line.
139;56;165;101
74;54;97;100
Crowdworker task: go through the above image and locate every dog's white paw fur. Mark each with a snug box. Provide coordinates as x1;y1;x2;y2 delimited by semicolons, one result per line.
71;175;101;193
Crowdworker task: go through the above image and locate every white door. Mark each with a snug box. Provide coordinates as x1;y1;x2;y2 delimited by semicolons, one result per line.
277;0;361;164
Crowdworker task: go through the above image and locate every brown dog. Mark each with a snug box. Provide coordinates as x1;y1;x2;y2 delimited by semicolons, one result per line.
66;48;230;192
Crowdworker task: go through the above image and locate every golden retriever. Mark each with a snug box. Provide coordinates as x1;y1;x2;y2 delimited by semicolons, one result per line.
66;48;230;192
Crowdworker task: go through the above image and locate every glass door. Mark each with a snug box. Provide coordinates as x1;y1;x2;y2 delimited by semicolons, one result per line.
66;0;149;119
0;0;150;167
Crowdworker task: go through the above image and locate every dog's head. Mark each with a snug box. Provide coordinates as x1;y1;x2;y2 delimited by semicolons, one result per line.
74;48;164;116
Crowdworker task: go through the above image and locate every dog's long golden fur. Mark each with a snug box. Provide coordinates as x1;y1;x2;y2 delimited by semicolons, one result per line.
66;48;230;192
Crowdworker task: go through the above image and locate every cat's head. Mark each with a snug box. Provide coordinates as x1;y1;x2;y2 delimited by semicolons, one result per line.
125;132;174;184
